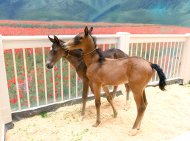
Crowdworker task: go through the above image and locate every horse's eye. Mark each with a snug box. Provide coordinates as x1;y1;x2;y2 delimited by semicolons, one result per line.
51;50;57;55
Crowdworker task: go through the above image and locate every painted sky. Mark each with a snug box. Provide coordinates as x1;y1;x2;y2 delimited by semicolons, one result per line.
0;0;190;26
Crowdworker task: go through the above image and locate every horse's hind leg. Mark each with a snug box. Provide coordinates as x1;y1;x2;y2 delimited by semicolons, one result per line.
143;90;148;106
110;86;118;98
124;84;131;110
129;86;147;136
103;85;118;118
89;81;94;94
133;90;148;130
125;84;130;101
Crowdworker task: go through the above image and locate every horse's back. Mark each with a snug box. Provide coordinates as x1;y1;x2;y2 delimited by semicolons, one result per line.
103;48;128;59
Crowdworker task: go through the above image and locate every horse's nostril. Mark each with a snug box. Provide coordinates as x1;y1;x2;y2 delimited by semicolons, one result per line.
46;63;53;69
46;64;49;68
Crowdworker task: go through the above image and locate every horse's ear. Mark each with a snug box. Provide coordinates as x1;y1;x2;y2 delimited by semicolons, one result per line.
54;35;60;44
48;35;54;43
89;27;93;34
84;26;89;36
60;40;65;47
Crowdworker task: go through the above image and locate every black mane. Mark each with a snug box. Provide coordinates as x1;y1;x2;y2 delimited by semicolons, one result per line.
91;35;105;64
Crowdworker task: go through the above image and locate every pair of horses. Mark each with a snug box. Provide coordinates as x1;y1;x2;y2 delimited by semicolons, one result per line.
46;35;130;117
46;27;166;136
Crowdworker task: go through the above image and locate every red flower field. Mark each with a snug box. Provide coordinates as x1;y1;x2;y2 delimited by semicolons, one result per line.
1;20;190;35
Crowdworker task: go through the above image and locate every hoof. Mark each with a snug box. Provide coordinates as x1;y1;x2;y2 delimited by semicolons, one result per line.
113;111;118;118
124;106;130;111
92;121;100;127
79;116;85;121
128;129;140;136
124;100;131;111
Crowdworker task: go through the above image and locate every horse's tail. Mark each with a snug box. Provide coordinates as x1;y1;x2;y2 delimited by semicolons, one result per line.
151;63;166;91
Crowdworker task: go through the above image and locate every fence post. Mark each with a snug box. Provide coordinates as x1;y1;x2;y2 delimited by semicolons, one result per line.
116;32;130;54
180;33;190;84
0;35;12;126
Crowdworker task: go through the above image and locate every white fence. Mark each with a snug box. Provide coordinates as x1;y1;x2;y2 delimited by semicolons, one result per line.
1;33;190;130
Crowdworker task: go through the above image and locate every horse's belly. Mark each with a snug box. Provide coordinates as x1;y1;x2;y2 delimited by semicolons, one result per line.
88;71;128;85
101;75;129;85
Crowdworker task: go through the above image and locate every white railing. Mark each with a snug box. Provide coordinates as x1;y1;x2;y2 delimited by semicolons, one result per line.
128;34;187;83
1;33;190;130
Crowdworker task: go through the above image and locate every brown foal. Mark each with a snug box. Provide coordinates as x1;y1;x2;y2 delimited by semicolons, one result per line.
46;35;129;117
64;26;166;135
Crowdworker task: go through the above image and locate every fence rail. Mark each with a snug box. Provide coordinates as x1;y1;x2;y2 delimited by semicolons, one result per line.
1;33;190;129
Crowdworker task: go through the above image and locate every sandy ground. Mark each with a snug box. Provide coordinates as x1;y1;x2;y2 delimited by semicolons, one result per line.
6;84;190;141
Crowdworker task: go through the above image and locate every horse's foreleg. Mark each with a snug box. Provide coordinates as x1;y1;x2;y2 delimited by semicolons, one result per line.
92;83;101;127
81;78;89;117
103;85;118;118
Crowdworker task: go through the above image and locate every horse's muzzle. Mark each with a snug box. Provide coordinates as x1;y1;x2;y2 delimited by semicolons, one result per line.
46;63;53;69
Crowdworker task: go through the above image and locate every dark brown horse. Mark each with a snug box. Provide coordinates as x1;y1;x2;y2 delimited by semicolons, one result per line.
46;35;129;118
64;26;166;136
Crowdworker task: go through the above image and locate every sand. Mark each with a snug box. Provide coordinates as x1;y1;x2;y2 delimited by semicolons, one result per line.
6;84;190;141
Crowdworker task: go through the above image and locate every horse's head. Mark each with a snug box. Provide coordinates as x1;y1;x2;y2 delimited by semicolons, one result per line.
46;35;69;69
64;26;95;52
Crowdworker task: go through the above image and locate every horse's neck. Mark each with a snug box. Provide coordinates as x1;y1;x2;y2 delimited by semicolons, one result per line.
66;55;83;69
83;46;99;67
